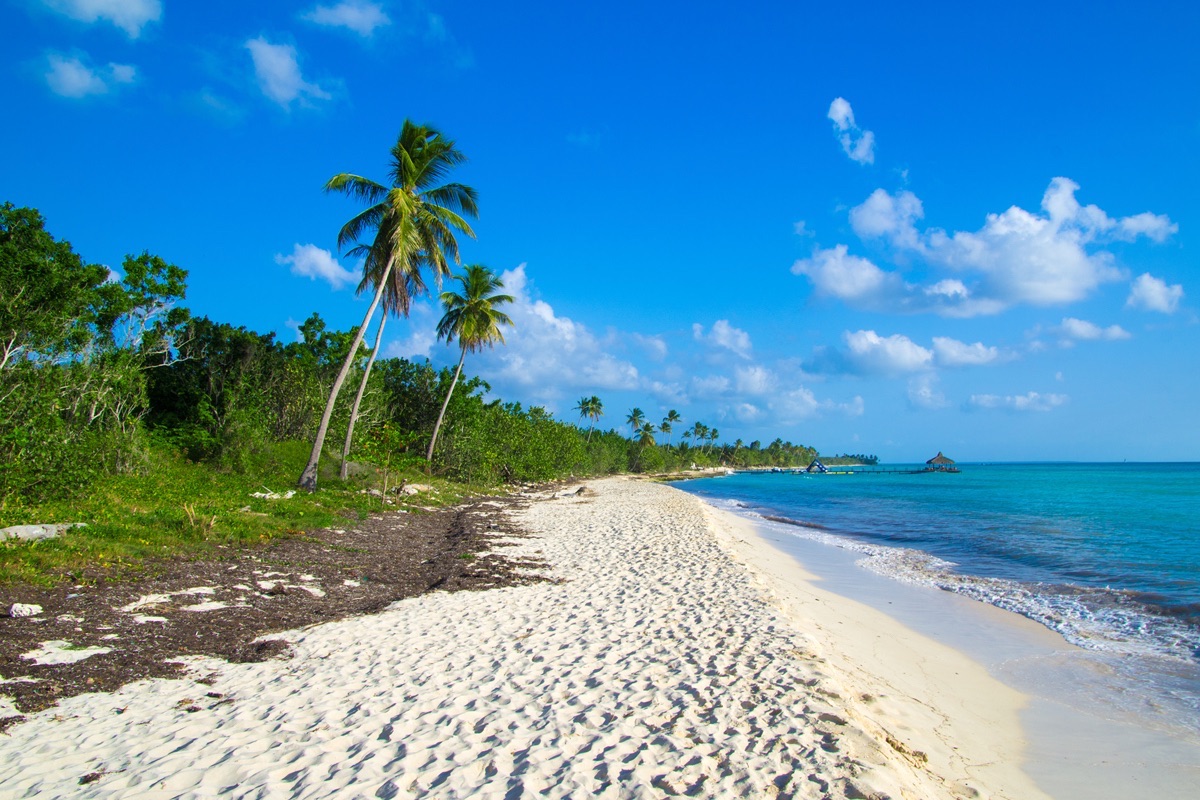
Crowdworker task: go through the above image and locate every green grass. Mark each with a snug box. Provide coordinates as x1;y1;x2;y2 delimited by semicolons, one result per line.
0;440;479;586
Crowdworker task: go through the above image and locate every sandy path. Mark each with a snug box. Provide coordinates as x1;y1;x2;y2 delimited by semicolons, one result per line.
1;478;1013;799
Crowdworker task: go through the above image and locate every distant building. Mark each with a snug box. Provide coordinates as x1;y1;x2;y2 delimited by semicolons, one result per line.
925;452;958;472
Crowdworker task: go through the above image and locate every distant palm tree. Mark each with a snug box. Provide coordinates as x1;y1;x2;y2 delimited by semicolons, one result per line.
626;407;646;438
663;409;681;446
426;264;514;464
691;422;708;451
659;419;672;446
636;422;657;447
574;395;604;441
299;120;477;491
708;428;720;454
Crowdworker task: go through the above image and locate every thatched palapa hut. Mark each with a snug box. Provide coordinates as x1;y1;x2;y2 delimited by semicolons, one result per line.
925;452;958;472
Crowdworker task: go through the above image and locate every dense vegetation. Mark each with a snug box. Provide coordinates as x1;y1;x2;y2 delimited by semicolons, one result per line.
1;120;826;582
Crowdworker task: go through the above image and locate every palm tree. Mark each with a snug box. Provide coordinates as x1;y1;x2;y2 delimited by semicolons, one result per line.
636;422;657;447
299;120;477;491
663;409;681;446
691;422;708;450
626;407;645;438
659;419;672;446
574;395;603;441
425;264;514;464
339;265;423;480
708;427;720;454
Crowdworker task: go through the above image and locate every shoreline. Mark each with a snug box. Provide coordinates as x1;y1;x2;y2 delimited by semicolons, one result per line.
692;484;1200;797
0;477;1054;797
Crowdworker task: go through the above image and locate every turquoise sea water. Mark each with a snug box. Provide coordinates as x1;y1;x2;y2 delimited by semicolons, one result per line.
676;463;1200;726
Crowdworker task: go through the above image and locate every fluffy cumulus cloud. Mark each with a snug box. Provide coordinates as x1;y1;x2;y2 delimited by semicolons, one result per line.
796;178;1177;317
850;189;924;249
41;0;161;38
692;320;752;359
969;391;1068;412
735;365;776;396
245;37;332;108
827;97;875;165
303;1;391;37
45;54;136;97
791;245;902;305
931;336;1003;367
1058;317;1131;343
275;243;358;289
465;265;639;401
1126;273;1184;314
842;330;933;375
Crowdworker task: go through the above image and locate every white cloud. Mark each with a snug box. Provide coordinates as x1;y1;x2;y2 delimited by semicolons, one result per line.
245;37;332;109
843;330;933;375
1058;317;1131;342
276;243;358;289
45;54;136;97
692;320;752;359
828;97;875;165
908;374;947;409
1126;273;1184;314
793;220;815;238
735;365;776;395
41;0;161;38
932;336;1002;366
969;392;1068;412
303;1;391;37
807;180;1176;317
927;178;1170;306
850;188;924;249
791;245;900;303
465;265;639;401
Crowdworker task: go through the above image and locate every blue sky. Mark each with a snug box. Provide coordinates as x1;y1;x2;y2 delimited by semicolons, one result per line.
4;0;1198;461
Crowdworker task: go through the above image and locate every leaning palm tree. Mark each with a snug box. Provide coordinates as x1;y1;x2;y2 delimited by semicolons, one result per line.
339;262;425;480
298;121;477;491
425;264;514;464
574;395;603;441
626;407;646;438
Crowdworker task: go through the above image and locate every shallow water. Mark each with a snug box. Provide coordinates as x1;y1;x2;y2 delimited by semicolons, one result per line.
676;463;1200;733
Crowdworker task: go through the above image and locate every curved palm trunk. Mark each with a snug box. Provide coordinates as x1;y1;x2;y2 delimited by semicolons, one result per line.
425;346;466;466
298;258;394;492
586;421;594;442
339;313;388;480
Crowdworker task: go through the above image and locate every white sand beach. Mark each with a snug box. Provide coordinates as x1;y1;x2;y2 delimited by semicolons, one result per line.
0;478;1046;798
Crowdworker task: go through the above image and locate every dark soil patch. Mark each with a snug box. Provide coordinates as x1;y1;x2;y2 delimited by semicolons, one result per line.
0;494;554;720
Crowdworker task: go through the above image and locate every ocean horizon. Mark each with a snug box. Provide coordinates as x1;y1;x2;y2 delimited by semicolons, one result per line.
676;462;1200;735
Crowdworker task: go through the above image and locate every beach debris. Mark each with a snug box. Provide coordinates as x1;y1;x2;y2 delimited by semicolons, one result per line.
8;603;43;618
20;640;112;666
119;594;173;612
343;579;361;587
250;489;295;500
553;486;588;499
180;601;237;613
401;483;434;496
0;522;86;542
132;615;168;625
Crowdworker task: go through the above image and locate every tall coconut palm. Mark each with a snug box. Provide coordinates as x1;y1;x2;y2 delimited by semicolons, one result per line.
425;264;514;465
626;407;645;438
298;120;477;492
636;423;657;447
708;427;720;454
574;395;603;441
339;263;424;480
658;419;672;446
663;409;681;446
